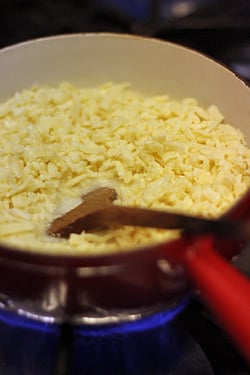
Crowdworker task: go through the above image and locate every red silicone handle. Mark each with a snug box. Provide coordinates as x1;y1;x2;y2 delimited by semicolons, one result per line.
184;236;250;363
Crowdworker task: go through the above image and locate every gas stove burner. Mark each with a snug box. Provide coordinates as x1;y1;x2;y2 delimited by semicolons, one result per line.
0;305;214;375
76;299;188;336
69;317;214;375
0;309;60;375
54;309;215;375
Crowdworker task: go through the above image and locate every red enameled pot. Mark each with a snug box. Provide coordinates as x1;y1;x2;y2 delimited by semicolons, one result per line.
0;35;249;359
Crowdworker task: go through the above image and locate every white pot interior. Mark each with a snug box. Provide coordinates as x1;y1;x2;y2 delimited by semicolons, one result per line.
0;33;249;143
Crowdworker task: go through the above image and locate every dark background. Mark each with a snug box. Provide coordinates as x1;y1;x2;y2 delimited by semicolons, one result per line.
0;0;250;82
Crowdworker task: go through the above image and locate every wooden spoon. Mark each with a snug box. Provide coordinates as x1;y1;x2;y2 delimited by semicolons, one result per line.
47;187;248;239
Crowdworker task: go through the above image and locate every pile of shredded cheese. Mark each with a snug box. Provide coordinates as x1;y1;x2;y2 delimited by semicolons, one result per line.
0;82;249;254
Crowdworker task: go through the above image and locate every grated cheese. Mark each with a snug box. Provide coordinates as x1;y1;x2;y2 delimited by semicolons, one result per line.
0;82;249;255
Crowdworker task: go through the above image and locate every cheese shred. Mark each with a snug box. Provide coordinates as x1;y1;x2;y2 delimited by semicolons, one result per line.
0;82;249;254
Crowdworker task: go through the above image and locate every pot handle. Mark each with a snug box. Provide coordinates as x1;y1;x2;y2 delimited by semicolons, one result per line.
185;236;250;363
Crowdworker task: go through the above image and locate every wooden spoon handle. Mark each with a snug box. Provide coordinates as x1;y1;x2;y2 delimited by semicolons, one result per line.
78;205;247;235
48;202;247;240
